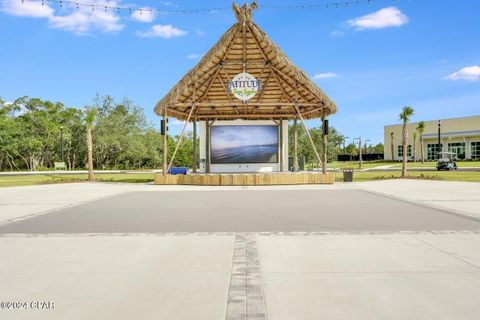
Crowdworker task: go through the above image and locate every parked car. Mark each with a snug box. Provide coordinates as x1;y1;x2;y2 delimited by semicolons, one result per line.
436;152;458;171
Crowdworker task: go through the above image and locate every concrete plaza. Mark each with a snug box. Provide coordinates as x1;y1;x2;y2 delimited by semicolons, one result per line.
0;180;479;320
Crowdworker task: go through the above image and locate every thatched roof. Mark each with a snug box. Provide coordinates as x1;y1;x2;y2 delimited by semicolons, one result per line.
154;1;337;120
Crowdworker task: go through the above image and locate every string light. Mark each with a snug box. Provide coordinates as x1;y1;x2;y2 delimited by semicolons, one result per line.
260;0;406;11
18;0;408;16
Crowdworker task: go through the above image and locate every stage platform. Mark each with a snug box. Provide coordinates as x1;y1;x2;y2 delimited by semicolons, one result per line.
154;172;335;186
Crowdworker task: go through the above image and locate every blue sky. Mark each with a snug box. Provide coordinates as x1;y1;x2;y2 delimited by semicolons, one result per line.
1;0;479;144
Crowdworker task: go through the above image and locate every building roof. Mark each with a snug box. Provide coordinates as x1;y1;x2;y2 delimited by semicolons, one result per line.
384;114;480;128
154;1;336;121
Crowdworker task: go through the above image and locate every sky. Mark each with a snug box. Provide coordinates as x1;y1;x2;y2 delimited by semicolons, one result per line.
1;0;479;145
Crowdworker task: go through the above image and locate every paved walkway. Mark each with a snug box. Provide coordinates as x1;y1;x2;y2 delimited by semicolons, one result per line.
0;180;479;320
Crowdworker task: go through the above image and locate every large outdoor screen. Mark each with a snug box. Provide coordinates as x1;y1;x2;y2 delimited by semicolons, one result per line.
210;125;278;164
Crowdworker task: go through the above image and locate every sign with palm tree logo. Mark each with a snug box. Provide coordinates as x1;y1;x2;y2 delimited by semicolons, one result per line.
227;73;262;101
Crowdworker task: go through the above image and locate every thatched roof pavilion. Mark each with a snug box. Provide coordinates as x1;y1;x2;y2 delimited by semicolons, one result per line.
154;1;336;121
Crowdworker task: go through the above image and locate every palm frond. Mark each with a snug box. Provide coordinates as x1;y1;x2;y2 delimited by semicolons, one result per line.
399;106;414;123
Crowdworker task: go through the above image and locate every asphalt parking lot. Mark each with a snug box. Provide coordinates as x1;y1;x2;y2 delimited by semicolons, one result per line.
1;189;479;234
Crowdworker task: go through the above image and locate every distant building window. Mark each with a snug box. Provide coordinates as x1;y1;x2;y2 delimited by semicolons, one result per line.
427;143;443;160
448;142;466;159
398;145;412;157
472;141;480;160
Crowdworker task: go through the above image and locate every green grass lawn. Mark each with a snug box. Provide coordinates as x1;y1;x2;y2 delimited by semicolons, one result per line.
334;170;480;182
330;161;480;169
1;170;479;188
0;173;154;188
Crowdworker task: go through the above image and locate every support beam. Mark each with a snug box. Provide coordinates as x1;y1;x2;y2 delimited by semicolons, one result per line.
322;115;327;174
293;117;298;172
206;120;211;173
173;102;323;108
162;107;168;175
294;104;323;168
167;106;196;172
192;118;197;173
279;121;284;172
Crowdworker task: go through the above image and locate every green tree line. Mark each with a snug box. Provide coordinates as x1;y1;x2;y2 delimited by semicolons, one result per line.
0;95;170;171
1;95;383;172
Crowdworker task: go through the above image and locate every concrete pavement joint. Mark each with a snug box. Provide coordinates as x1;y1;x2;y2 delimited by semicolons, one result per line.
1;230;480;238
0;191;131;227
226;234;267;320
411;234;480;270
358;189;480;222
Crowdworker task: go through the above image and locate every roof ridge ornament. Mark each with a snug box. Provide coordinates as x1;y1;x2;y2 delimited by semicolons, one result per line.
233;0;258;22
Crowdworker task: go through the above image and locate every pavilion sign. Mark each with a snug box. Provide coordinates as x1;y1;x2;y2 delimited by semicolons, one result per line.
227;72;262;101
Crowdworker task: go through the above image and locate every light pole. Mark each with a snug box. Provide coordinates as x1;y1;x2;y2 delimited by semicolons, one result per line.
353;137;362;168
343;136;350;155
437;120;441;160
364;139;371;155
60;126;64;163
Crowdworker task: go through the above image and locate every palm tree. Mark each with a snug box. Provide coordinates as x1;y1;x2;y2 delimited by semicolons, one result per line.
413;132;417;163
416;121;425;163
85;108;97;182
399;106;414;178
390;132;394;161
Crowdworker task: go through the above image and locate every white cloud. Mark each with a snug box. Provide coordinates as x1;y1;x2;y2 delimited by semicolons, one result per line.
186;54;200;59
330;30;344;37
49;8;124;35
1;0;124;35
313;72;337;80
347;7;408;30
131;7;155;23
444;65;480;81
137;24;187;38
195;28;205;36
1;0;53;18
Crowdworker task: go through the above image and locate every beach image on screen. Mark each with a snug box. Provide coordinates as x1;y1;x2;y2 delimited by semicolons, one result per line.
210;125;278;163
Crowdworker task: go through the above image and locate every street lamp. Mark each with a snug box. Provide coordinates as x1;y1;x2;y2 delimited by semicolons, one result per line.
60;126;64;163
353;137;362;168
437;120;441;160
364;139;371;155
343;136;350;154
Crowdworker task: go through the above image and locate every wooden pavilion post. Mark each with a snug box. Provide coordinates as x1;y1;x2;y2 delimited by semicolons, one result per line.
293;117;298;172
205;120;210;173
293;103;323;168
162;107;168;176
192;118;197;173
279;120;283;172
322;113;327;174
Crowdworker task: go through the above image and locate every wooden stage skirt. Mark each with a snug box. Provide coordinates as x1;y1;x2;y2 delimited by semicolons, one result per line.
154;172;335;186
